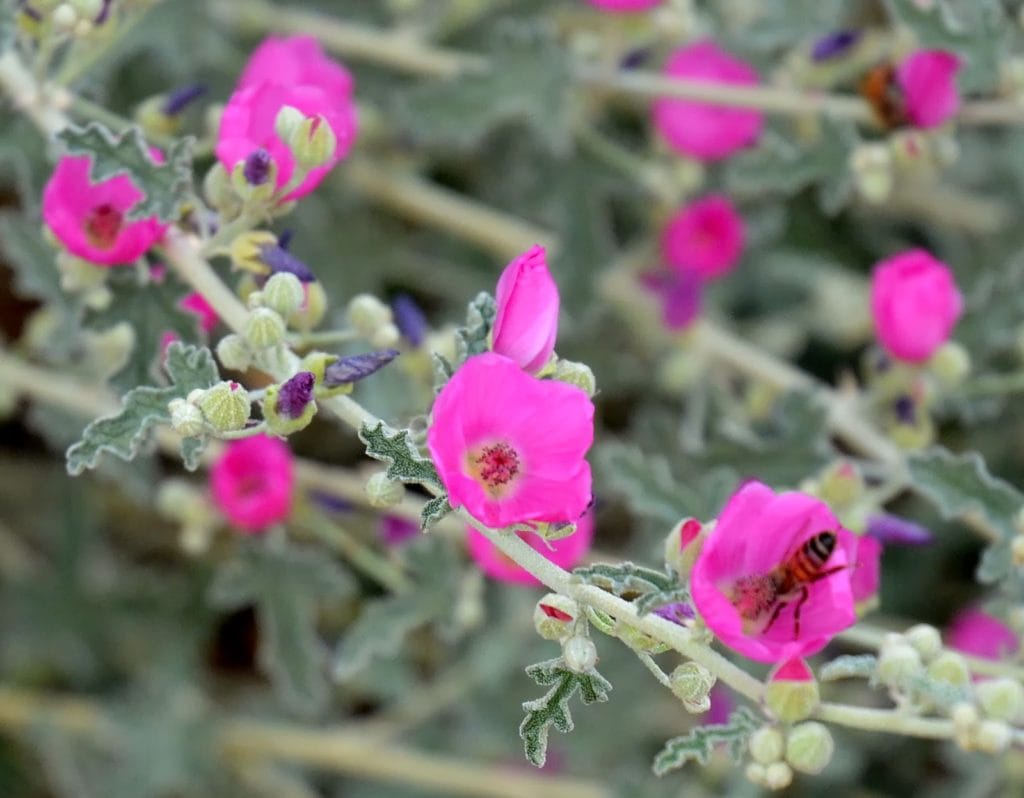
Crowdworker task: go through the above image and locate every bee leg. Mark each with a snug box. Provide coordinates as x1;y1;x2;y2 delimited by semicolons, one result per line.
793;586;810;638
807;564;847;584
763;599;788;634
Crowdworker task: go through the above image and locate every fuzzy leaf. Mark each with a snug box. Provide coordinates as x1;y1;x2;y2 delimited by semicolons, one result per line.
359;421;442;489
431;351;454;392
820;654;879;682
907;674;971;710
574;561;678;596
596;443;696;526
209;541;354;715
323;349;400;386
634;586;692;617
420;494;453;530
519;658;612;767
179;437;206;472
454;291;497;364
65;343;218;475
652;707;760;776
55;123;194;222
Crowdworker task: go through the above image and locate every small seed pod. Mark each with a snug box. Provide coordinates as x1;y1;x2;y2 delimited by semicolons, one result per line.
244;307;287;350
976;678;1024;722
552;359;597;397
927;651;971;689
785;722;834;775
167;398;206;438
748;726;785;765
533;594;578;641
904;624;943;663
196;381;251;432
365;472;406;509
562;636;597;673
262;272;306;318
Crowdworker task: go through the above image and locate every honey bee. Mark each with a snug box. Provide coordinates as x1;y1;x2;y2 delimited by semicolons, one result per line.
729;531;845;638
859;63;907;129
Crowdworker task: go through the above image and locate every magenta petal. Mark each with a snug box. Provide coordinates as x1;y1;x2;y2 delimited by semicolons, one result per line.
210;435;295;532
947;608;1020;661
897;50;960;129
491;245;560;374
662;195;745;280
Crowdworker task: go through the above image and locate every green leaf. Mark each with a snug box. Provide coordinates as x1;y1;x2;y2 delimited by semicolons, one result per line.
179;437;206;472
55;123;194;222
359;421;442;489
209;540;354;715
820;654;879;682
519;658;612;767
391;23;571;154
573;561;678;597
65;342;218;475
454;291;497;364
652;707;760;776
431;351;454;392
421;494;453;530
86;267;202;392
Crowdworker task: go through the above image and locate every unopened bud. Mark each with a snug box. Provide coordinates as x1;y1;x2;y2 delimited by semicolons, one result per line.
52;3;78;30
850;143;893;204
749;726;784;765
274;105;305;143
818;461;864;508
976;678;1024;722
552;359;597;397
904;624;943;663
928;651;971;689
168;397;206;437
244;307;287;350
765;658;819;723
664;518;706;578
975;719;1012;754
763;761;794;791
928;341;971;387
262;371;317;436
951;701;980;736
562;636;598;673
533;594;578;641
878;641;923;688
366;472;406;508
370;322;401;350
179;523;213;556
216;334;253;372
196;381;251;432
785;722;834;774
70;0;103;19
744;762;766;787
348;294;392;337
262;272;306;318
291;115;337;170
203;162;240;215
230;154;277;205
289;281;328;332
669;662;716;712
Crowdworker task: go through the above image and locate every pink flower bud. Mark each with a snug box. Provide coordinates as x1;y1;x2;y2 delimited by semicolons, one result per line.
896;50;961;129
210;434;295;532
587;0;662;11
42;154;166;266
491;245;559;374
653;40;764;161
870;249;962;363
662;195;745;280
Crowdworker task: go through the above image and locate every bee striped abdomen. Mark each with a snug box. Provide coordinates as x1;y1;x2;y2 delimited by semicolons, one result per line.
779;532;837;592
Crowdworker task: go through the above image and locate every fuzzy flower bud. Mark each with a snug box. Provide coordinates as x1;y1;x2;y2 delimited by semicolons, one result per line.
748;726;784;765
974;720;1013;754
289;282;328;332
928;650;971;689
291;114;338;171
562;636;598;673
669;662;716;712
370;322;401;350
850;143;893;204
203;162;239;214
168;397;206;437
491;245;559;374
976;678;1024;723
551;359;597;397
928;341;971;387
785;722;834;774
765;658;820;723
878;640;924;688
763;762;793;791
244;307;287;350
262;272;306;317
365;472;406;509
347;293;392;337
904;624;943;662
817;461;864;508
262;371;317;436
533;594;579;641
274;105;305;144
196;381;251;432
216;334;253;372
663;517;706;578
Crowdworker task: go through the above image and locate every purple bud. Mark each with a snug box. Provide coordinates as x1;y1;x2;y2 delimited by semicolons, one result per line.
277;229;294;250
162;83;207;116
894;395;916;425
867;513;934;546
620;48;650;70
392;294;428;347
309;490;354;513
95;0;113;24
323;350;400;387
653;602;695;625
641;270;702;331
276;371;315;419
243;148;272;186
811;30;861;62
379;515;419;547
258;244;316;283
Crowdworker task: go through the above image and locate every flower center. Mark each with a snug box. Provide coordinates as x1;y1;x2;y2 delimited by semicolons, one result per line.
466;440;521;499
83;203;124;250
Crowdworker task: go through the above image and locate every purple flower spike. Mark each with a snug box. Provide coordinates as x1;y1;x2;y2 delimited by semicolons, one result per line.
258;243;316;282
243;148;272;186
276;371;315;419
811;30;861;62
867;513;934;546
323;349;400;387
162;84;207;116
392;294;428;347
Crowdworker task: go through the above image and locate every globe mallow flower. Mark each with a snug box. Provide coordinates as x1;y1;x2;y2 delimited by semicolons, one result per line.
426;353;594;529
490;245;559;374
466;511;595;586
216;35;357;201
896;50;961;129
42;154;167;266
653;40;764;161
870;249;962;364
662;195;745;280
210;434;295;532
948;608;1020;662
690;481;858;663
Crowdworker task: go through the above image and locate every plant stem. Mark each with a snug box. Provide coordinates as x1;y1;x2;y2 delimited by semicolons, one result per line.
635;651;674;690
0;50;70;133
288;328;361;348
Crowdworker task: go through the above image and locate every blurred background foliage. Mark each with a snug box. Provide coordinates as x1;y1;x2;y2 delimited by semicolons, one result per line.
3;0;1024;796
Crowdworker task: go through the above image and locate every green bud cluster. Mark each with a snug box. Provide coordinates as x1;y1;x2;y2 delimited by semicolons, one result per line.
669;662;716;713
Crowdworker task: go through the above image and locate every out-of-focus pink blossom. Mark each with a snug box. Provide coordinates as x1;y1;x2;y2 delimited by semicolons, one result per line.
211;434;295;532
491;245;559;373
587;0;662;11
379;515;419;547
466;512;595;586
426;353;594;529
662;195;745;280
851;535;882;611
180;292;219;333
896;50;960;129
690;481;858;663
653;41;764;161
42;155;166;266
641;269;703;330
948;608;1020;661
870;249;962;363
238;36;354;107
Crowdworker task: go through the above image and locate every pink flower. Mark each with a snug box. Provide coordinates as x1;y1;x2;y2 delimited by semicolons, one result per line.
641;269;703;330
180;292;219;333
850;535;882;611
662;195;745;280
42;154;166;266
466;511;595;586
690;481;858;663
870;249;962;363
217;36;357;202
896;50;960;129
426;353;594;528
587;0;662;11
948;608;1019;661
211;434;295;532
653;41;764;161
491;245;559;373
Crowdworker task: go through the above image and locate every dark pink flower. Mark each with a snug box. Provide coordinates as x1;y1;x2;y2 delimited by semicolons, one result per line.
426;353;594;528
466;511;595;586
948;608;1019;661
587;0;662;11
662;195;745;280
491;245;559;373
42;154;166;266
653;41;764;161
690;481;858;663
180;292;219;333
238;36;354;107
896;50;960;129
211;434;295;532
850;535;882;610
870;249;962;363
